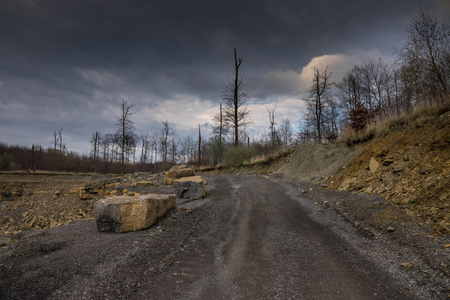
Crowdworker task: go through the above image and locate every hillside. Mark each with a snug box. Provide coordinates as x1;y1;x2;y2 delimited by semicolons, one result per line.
229;104;450;235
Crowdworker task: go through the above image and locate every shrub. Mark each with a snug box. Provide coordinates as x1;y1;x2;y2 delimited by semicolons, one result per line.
224;145;256;167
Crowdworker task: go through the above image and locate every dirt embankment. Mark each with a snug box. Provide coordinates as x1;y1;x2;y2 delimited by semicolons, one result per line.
331;111;450;235
232;107;449;236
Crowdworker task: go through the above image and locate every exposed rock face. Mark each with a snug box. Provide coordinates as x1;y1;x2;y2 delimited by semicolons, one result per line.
173;176;205;200
164;165;195;185
94;194;176;233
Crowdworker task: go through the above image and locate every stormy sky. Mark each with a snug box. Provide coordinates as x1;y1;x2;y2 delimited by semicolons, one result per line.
1;0;449;153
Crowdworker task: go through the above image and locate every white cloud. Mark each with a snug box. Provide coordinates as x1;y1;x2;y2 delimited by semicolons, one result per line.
299;54;349;90
299;50;389;90
255;49;390;100
246;96;306;139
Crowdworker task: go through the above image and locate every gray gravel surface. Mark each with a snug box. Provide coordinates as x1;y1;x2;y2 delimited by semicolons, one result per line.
0;174;446;299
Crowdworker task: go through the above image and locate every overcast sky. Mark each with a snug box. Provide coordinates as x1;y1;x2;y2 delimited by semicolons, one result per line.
1;0;449;153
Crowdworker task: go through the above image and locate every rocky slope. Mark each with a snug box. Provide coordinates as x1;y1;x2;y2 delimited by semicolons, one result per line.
331;110;450;235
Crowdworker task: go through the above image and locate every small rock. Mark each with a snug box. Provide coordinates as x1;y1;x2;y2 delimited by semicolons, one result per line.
0;237;9;247
383;157;395;165
340;177;357;190
400;262;413;268
1;190;14;201
369;157;380;173
79;188;91;200
387;226;395;232
392;161;405;173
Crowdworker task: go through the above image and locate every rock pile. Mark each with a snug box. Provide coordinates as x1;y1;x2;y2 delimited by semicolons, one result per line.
163;165;206;200
164;165;195;185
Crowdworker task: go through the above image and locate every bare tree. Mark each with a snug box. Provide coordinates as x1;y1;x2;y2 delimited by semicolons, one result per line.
222;48;251;147
303;66;333;143
395;8;449;102
52;128;65;154
336;68;362;115
53;130;58;151
198;125;202;165
169;133;179;165
160;120;170;162
212;103;228;161
278;118;293;147
90;131;102;161
140;133;149;165
180;136;195;163
149;135;158;164
116;99;136;173
267;105;277;150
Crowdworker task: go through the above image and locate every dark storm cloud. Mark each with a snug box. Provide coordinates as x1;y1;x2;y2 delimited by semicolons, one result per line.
0;0;442;151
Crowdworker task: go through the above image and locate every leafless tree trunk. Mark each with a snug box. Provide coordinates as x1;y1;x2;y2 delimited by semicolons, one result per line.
116;99;136;174
91;131;102;161
279;118;293;147
222;48;251;147
267;105;277;150
160;120;170;162
305;67;332;143
198;125;201;165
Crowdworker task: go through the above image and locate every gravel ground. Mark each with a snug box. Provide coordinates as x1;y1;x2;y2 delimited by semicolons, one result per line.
0;174;448;299
271;174;450;299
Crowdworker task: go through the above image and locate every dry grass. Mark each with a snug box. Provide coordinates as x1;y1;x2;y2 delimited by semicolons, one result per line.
341;99;450;145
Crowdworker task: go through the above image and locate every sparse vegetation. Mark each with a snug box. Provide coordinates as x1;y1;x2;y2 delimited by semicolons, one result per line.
340;99;450;145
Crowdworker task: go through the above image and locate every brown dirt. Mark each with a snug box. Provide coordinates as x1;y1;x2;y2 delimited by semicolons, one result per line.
329;111;450;235
0;174;99;236
0;172;173;236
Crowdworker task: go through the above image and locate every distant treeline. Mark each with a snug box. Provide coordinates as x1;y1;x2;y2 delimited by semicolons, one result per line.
0;143;175;174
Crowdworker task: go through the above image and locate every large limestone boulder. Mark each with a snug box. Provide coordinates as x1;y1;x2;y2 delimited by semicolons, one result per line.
173;176;205;200
164;166;195;185
95;194;176;233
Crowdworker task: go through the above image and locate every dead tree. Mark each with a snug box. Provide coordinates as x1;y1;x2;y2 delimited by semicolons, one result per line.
304;67;332;143
222;48;251;147
116;100;136;173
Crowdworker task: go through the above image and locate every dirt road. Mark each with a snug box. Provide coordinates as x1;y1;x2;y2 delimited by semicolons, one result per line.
0;175;423;299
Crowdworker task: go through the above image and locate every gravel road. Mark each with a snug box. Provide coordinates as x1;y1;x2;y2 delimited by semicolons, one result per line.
0;175;439;299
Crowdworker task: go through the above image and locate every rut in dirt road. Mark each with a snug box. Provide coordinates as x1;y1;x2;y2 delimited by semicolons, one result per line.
181;175;414;300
